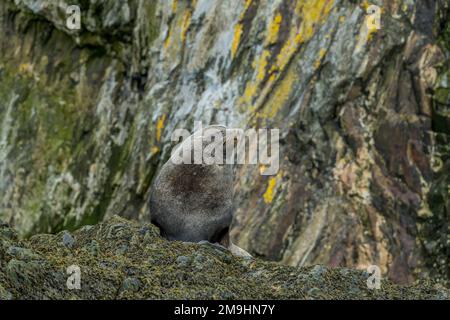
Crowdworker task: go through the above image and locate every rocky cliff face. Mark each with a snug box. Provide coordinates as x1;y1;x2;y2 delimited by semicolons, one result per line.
0;0;448;287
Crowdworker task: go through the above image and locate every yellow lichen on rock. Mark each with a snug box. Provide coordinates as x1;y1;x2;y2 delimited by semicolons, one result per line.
361;0;371;11
238;12;285;111
276;0;334;73
267;13;283;45
260;67;297;119
263;176;278;204
171;0;178;12
164;0;196;52
164;0;178;49
156;115;166;142
313;48;327;69
354;19;378;53
240;82;257;107
239;0;334;119
256;50;271;82
150;146;160;154
180;10;192;42
355;0;381;50
19;62;33;75
231;0;253;59
231;23;243;59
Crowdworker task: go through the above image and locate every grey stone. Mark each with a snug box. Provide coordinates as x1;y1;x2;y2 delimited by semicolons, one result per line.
122;277;141;292
176;256;191;268
62;232;75;249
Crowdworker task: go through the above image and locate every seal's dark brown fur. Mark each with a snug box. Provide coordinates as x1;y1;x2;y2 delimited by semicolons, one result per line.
149;126;234;245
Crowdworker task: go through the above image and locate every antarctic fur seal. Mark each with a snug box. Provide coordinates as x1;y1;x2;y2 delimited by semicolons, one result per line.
149;125;235;247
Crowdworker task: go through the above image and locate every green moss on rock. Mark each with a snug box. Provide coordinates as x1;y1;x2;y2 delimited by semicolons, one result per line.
0;216;448;300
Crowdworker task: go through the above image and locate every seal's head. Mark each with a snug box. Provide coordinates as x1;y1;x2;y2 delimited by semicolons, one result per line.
149;125;234;246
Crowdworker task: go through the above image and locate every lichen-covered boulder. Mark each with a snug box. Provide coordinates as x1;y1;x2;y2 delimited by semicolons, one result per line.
0;216;448;300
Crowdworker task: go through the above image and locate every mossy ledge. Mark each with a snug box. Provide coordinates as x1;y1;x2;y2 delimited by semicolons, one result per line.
0;215;448;300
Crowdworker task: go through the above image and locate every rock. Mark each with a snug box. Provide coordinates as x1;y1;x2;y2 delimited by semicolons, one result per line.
193;253;211;271
219;291;235;300
0;216;447;300
0;284;13;300
115;244;129;255
6;259;42;290
307;287;323;299
84;240;100;256
122;277;142;293
61;231;75;249
229;243;253;259
176;256;191;268
309;265;328;280
138;227;151;236
79;225;94;233
0;222;17;241
6;246;41;261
